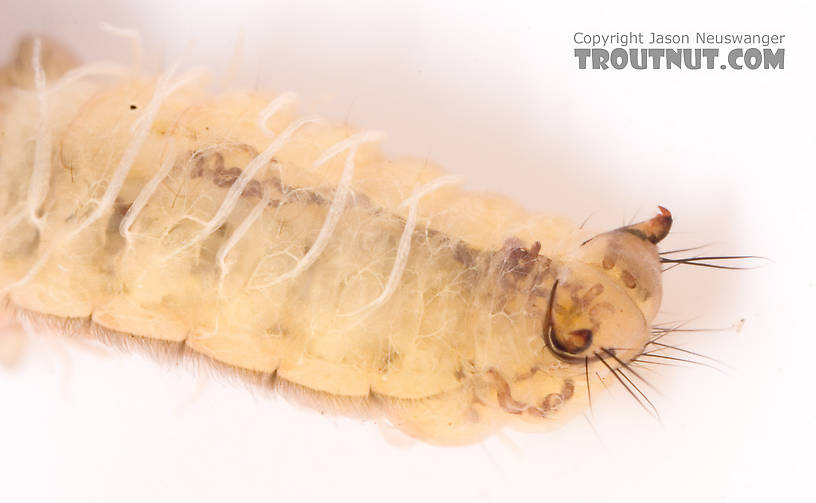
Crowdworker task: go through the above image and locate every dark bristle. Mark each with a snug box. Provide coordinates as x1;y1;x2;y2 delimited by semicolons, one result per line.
660;254;768;271
637;352;723;372
602;347;660;394
659;245;710;256
595;351;659;419
647;341;730;367
585;356;592;413
631;358;685;368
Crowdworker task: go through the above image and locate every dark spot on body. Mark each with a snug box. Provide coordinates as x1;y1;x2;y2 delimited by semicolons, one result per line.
530;379;574;417
378;349;400;373
488;369;525;414
308;191;325;205
504;240;541;277
541;393;563;411
489;239;553;307
454;366;465;381
242;179;263;197
213;165;243;187
191;151;224;178
116;201;132;216
190;159;204;178
561;378;575;400
454;241;475;267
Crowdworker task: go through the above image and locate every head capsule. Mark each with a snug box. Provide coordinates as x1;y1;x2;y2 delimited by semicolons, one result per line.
482;208;672;431
544;207;672;367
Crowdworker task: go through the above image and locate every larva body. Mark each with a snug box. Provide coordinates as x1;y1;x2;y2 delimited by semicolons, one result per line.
0;37;670;444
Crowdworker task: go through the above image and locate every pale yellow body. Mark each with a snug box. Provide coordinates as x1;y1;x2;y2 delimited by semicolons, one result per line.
0;38;666;444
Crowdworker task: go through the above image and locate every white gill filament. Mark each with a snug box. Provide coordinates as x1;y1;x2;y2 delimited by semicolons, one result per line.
2;66;197;294
258;92;297;135
75;65;197;236
99;23;144;74
215;92;297;290
168;115;323;260
311;131;385;169
119;140;177;242
27;30;133;229
341;175;461;317
216;184;272;290
25;38;51;233
47;62;128;95
253;131;385;288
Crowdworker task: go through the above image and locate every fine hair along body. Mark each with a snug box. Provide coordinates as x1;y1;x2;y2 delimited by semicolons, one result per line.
1;35;687;445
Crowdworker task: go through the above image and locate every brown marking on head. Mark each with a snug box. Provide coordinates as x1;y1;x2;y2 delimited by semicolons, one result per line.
602;253;617;270
582;283;604;306
620;269;638;289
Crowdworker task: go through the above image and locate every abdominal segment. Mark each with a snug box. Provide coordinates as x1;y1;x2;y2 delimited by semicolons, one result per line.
0;72;585;443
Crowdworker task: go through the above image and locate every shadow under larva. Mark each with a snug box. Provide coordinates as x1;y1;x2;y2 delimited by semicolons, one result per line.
0;33;750;446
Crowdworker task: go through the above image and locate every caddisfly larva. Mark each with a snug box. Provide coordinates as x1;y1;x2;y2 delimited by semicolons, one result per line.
0;34;744;445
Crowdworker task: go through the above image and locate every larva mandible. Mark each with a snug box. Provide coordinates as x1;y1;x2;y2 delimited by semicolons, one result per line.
1;35;685;445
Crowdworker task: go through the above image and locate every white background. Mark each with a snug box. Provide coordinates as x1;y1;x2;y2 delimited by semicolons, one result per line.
0;1;813;501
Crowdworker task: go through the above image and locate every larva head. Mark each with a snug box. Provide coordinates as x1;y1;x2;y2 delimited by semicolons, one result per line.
479;209;672;429
544;208;672;369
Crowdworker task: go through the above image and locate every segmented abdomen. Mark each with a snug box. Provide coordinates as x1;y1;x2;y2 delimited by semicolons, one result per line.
0;75;580;403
